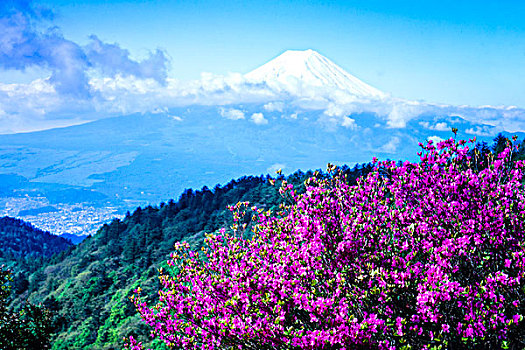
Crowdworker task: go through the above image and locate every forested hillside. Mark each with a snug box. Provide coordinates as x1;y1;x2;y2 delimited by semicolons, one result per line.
0;217;74;300
0;217;73;259
0;217;74;349
7;164;374;350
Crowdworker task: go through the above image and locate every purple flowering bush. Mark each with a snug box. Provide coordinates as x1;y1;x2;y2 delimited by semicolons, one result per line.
127;138;525;349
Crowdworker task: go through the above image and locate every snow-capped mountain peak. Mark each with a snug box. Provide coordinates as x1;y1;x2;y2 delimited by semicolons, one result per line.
245;49;384;99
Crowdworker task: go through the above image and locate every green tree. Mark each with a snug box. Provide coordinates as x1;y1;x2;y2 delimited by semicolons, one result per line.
492;133;509;155
0;266;53;350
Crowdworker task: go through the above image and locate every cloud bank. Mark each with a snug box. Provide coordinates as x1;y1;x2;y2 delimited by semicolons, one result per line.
250;112;268;125
219;107;245;120
0;1;168;97
0;1;524;135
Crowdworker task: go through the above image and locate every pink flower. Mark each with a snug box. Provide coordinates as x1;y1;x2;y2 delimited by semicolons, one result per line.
442;324;450;333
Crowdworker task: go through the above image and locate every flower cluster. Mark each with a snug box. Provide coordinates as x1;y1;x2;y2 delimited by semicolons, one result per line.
127;138;525;349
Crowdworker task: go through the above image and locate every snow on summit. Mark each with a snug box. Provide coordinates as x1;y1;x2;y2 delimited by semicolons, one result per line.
245;49;385;99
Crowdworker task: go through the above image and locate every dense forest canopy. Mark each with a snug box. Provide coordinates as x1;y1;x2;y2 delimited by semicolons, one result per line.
0;217;73;259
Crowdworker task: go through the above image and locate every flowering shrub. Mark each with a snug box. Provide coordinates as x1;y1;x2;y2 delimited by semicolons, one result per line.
127;138;525;349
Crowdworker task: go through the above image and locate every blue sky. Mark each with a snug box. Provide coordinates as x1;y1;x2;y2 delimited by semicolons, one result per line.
0;0;524;133
33;0;525;106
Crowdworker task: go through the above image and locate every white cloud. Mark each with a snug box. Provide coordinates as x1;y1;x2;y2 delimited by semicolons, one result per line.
324;104;348;118
1;57;525;135
0;3;169;99
379;136;401;154
465;125;495;136
386;101;424;128
219;107;245;120
341;116;357;129
0;79;95;133
151;107;168;114
321;104;359;130
419;121;450;131
281;113;298;120
263;101;284;112
427;135;444;144
250;112;268;125
433;122;450;131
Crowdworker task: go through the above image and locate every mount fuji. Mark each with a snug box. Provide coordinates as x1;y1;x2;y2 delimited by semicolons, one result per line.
0;49;522;235
245;49;385;99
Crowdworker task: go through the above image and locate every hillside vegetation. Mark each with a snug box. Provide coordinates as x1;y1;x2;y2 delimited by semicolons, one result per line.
4;134;523;349
0;217;73;299
0;217;73;260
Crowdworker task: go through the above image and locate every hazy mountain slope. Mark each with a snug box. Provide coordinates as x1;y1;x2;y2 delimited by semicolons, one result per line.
0;108;374;203
0;108;501;205
0;216;74;299
0;50;519;236
0;217;73;259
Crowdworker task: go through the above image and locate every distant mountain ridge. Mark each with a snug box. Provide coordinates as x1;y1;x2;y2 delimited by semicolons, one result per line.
0;216;73;259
